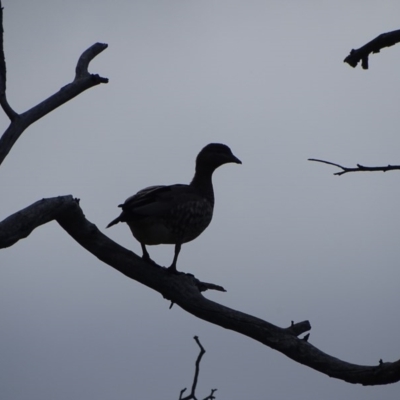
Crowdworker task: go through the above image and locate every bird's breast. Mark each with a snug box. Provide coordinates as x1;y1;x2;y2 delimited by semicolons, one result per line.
127;198;214;245
168;199;214;243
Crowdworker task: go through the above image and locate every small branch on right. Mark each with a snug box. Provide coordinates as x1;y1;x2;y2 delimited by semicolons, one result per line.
343;29;400;69
308;158;400;176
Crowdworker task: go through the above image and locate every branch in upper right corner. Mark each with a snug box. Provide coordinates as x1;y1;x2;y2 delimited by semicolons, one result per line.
344;29;400;69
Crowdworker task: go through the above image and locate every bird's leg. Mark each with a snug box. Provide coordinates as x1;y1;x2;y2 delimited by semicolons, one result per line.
168;243;181;273
140;243;156;264
141;243;150;260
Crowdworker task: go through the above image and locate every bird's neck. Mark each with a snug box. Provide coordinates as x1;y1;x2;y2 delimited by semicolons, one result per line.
190;167;215;204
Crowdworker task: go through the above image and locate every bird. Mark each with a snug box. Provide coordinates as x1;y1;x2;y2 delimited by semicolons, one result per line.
106;143;241;272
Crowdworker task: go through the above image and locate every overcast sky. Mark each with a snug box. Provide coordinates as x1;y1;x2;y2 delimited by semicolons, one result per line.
1;1;400;399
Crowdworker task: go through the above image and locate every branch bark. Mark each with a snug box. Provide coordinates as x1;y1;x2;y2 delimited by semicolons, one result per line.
1;196;399;386
343;29;400;69
308;158;400;176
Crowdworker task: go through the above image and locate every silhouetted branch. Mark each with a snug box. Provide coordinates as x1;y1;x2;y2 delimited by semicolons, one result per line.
179;336;216;400
344;29;400;69
0;4;17;120
308;158;400;176
0;196;225;296
202;389;217;400
1;196;399;386
0;3;108;166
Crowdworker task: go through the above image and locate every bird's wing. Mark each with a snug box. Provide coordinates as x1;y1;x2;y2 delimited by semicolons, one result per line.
119;184;201;218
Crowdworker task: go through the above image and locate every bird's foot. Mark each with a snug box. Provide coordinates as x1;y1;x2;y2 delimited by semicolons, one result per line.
167;264;179;274
142;254;159;266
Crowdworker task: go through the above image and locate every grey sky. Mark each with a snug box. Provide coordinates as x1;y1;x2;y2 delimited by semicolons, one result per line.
1;1;400;399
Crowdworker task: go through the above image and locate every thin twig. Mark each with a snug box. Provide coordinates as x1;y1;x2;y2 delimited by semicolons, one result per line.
179;337;216;400
0;2;18;120
202;389;217;400
308;158;400;176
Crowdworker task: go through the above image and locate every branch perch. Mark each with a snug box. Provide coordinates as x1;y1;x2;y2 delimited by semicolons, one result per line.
344;29;400;69
1;196;399;386
308;158;400;176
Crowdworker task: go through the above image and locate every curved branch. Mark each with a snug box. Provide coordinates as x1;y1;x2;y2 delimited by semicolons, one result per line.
344;29;400;69
1;196;399;386
308;158;400;176
0;42;108;166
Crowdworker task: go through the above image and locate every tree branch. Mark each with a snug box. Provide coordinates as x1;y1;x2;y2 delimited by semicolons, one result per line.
0;4;17;120
308;158;400;176
344;29;400;69
179;337;217;400
0;11;108;167
1;196;399;386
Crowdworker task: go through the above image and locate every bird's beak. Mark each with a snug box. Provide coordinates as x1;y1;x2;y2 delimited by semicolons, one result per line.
231;154;242;164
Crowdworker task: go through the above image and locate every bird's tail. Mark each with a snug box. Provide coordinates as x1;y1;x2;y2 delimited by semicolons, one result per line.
106;217;121;229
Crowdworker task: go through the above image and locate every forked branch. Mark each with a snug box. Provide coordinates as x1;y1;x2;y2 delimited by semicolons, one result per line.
0;3;108;166
179;337;217;400
344;29;400;69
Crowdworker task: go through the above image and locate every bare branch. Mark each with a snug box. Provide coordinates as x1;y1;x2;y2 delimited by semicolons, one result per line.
75;42;108;80
179;336;215;400
202;389;217;400
0;41;108;166
1;196;399;386
0;196;77;248
308;158;400;176
344;29;400;69
191;336;206;398
0;3;17;120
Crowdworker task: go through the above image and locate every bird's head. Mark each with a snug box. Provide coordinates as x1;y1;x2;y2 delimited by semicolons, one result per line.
196;143;242;173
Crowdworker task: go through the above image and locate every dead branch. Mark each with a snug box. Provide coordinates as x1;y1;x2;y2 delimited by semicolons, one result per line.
344;29;400;69
0;4;17;120
179;337;217;400
0;196;399;386
0;4;108;166
308;158;400;176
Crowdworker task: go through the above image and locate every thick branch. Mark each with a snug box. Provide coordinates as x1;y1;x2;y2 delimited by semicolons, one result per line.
344;29;400;69
0;42;108;166
308;158;400;176
1;196;399;386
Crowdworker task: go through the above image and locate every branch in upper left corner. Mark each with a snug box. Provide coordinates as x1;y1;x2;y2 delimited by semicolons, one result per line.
0;2;18;120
